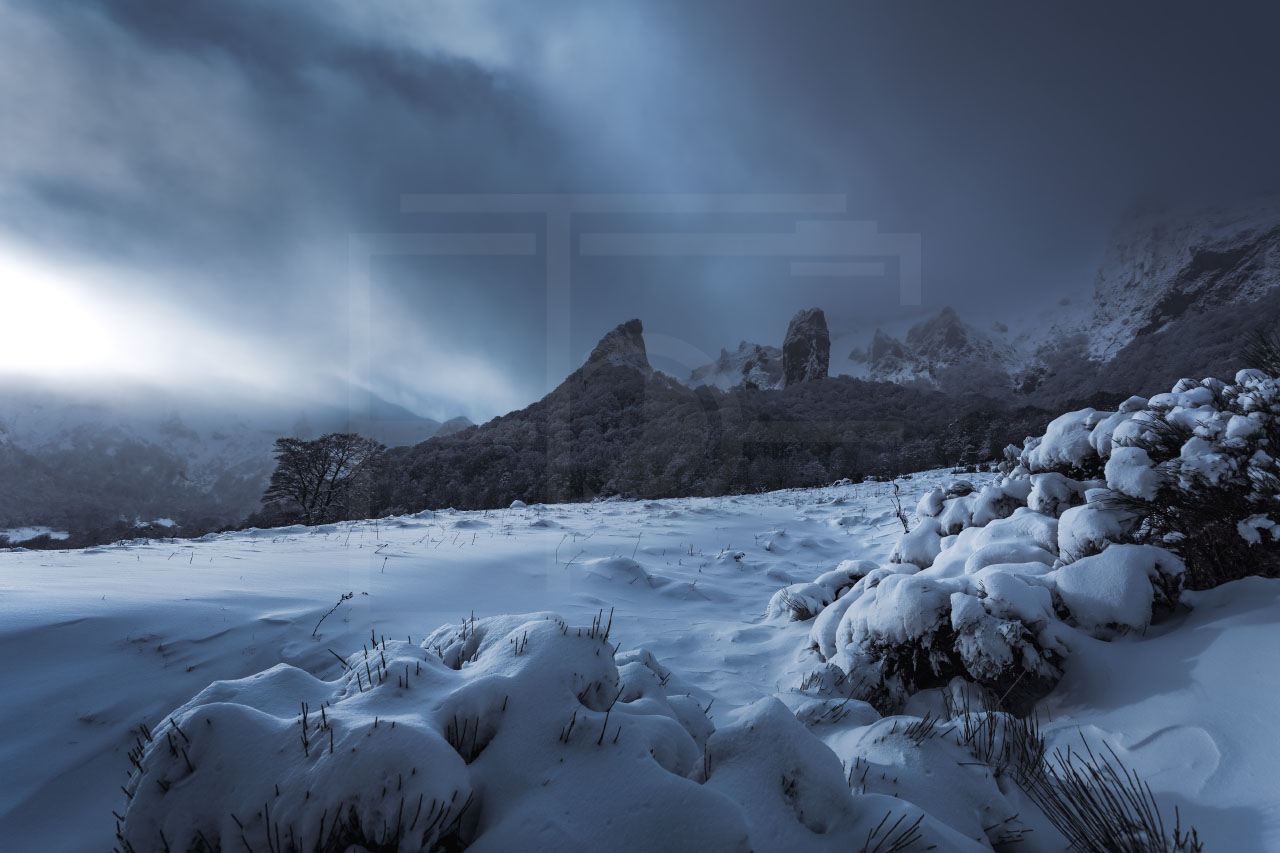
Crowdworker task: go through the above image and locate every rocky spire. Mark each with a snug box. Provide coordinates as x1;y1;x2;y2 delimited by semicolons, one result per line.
585;319;650;372
782;308;830;386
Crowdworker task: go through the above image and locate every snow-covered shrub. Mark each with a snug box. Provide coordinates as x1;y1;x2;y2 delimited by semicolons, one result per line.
1021;370;1280;588
766;582;833;621
968;479;1030;527
829;713;1030;846
788;668;1205;852
1057;498;1129;562
915;486;945;519
800;470;1196;715
937;494;976;534
1021;408;1108;476
803;375;1263;715
796;366;1277;724
812;560;877;598
888;516;942;568
822;567;1065;715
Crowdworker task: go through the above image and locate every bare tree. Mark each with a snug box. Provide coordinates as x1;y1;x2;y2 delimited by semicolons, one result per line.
263;433;386;525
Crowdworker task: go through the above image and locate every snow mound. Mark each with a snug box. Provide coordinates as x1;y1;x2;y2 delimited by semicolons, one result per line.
119;612;750;852
1051;544;1184;635
117;603;1033;853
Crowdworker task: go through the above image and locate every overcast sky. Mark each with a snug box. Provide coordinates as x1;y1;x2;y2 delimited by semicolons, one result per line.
3;0;1279;421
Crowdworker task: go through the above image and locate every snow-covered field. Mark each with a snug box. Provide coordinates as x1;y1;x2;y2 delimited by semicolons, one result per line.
2;467;1277;850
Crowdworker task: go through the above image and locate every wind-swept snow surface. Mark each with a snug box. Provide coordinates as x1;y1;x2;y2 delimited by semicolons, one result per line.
1;456;1276;848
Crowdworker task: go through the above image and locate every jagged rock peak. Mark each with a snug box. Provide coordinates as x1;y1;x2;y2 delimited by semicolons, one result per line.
867;328;909;363
864;307;1016;386
782;307;830;386
688;340;784;391
586;319;650;372
906;305;984;353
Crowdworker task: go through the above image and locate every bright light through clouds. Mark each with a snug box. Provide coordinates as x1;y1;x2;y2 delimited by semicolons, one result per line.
0;252;118;377
0;241;274;387
0;240;532;420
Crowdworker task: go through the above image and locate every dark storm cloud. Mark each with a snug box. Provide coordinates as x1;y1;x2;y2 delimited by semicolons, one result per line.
2;0;1279;419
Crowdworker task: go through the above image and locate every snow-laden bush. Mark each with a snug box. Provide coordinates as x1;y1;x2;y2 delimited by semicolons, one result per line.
803;489;1188;712
793;369;1277;718
812;548;1068;715
1021;369;1280;588
765;582;834;621
791;372;1279;717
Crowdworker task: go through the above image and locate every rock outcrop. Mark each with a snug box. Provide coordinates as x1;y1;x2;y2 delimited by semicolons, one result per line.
782;308;830;386
586;319;650;373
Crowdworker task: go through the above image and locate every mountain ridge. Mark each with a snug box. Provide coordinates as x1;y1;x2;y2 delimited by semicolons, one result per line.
685;199;1280;403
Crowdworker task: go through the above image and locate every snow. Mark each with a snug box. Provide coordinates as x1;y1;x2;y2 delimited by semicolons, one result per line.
0;466;1276;850
765;582;834;621
887;516;941;568
1039;577;1280;850
1026;472;1083;517
1022;408;1104;472
915;485;944;519
0;480;908;850
1103;446;1160;500
1239;514;1280;545
119;611;756;853
0;525;69;541
1057;502;1126;562
1050;545;1178;635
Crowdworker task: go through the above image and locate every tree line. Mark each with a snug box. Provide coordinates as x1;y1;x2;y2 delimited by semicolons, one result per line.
252;364;1081;526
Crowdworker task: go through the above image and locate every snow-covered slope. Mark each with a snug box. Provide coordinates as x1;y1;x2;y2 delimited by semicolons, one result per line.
3;448;1276;849
1086;199;1280;359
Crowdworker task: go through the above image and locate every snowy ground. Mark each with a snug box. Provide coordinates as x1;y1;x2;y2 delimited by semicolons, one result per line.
1;525;69;541
1;472;1276;850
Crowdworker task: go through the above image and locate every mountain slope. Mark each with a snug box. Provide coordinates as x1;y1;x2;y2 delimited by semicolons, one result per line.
828;200;1280;402
0;381;465;541
1087;199;1280;359
373;320;1058;514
